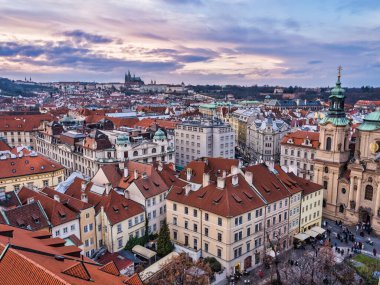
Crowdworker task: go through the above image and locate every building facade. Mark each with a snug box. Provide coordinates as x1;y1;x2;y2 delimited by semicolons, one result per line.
280;131;319;180
174;119;235;168
247;117;289;163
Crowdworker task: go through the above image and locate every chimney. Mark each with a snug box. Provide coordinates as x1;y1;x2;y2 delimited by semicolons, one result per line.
81;193;88;203
202;173;210;187
134;169;138;180
204;158;208;165
54;194;60;202
231;165;238;175
185;184;192;195
222;170;227;178
105;183;112;195
217;177;225;189
186;168;192;181
27;197;34;204
158;161;163;172
124;190;130;199
232;174;238;186
123;168;129;178
81;181;87;192
265;160;274;171
119;162;125;170
245;171;253;185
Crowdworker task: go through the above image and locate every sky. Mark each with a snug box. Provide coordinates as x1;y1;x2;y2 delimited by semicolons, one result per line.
0;0;379;86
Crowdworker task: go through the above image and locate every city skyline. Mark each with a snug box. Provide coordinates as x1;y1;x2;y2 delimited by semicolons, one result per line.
1;0;380;86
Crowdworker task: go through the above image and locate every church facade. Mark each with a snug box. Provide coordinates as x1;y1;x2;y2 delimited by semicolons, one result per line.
314;68;380;233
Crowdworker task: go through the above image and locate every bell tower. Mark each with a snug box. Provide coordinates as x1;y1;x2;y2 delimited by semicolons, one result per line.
314;66;351;219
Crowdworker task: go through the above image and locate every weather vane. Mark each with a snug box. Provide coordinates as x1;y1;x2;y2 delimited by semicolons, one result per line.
338;65;342;81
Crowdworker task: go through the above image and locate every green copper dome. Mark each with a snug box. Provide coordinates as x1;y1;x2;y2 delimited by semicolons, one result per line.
320;66;349;127
357;110;380;131
153;128;167;140
116;134;130;145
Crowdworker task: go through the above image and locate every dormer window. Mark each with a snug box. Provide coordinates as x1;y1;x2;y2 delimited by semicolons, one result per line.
58;210;66;218
287;138;293;144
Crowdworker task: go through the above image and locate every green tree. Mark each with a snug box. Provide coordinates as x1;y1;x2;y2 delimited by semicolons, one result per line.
203;257;222;273
157;220;173;257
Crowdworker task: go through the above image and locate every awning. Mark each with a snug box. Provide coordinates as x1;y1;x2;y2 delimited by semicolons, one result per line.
310;226;326;235
294;233;309;241
305;229;319;238
132;245;156;259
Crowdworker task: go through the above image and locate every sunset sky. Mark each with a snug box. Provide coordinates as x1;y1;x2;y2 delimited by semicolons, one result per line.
0;0;379;86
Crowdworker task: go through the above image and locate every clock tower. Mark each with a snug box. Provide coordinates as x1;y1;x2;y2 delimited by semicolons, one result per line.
314;66;351;219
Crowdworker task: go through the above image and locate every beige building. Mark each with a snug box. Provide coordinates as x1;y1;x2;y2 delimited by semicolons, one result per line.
280;131;319;180
166;172;266;275
174;119;235;167
65;178;145;253
41;187;98;257
0;150;64;193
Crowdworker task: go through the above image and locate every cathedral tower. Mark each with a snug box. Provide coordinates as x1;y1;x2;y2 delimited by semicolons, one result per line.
314;66;351;219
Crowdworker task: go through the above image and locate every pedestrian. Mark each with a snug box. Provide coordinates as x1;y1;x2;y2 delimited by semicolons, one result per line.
373;248;377;257
258;270;264;279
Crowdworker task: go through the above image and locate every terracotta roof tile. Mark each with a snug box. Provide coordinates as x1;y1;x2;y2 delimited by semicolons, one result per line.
167;174;265;217
62;262;91;281
0;155;64;179
124;273;143;285
98;261;120;276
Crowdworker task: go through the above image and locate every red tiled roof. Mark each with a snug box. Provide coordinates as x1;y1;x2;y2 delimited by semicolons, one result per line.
287;172;323;196
2;202;50;231
99;164;122;188
98;261;120;276
41;187;92;212
65;178;144;226
0;155;64;179
179;157;239;184
97;251;133;272
167;174;265;217
0;140;11;151
124;273;143;285
0;224;128;284
244;164;292;204
18;187;78;227
281;131;319;149
0;114;54;132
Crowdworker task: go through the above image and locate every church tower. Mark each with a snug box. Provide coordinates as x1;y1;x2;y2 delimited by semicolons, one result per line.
314;66;351;219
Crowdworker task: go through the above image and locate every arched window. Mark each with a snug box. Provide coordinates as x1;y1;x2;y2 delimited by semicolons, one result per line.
324;167;329;173
326;137;332;151
341;188;346;194
365;185;374;201
133;151;138;157
152;148;156;153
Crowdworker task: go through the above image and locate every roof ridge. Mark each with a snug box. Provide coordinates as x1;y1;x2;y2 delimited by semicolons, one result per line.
62;261;91;281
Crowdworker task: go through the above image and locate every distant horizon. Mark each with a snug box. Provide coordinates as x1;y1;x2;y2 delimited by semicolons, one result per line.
1;0;379;87
3;75;379;89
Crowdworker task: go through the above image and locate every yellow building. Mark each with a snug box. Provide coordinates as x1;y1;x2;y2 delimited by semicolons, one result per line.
294;177;323;232
167;174;266;275
0;152;64;192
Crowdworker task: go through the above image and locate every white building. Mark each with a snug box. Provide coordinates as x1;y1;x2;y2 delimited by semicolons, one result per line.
174;118;235;168
247;117;289;162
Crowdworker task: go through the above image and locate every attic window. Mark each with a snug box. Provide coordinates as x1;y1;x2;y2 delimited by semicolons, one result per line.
12;169;16;173
10;161;15;166
176;188;184;195
122;203;128;209
25;160;29;164
262;185;271;193
16;219;25;227
272;182;281;190
41;166;45;170
170;178;175;182
198;192;206;199
113;206;119;212
232;193;242;203
287;139;293;144
153;181;160;187
32;214;40;223
143;185;149;191
58;210;66;218
213;195;223;204
243;191;253;199
30;167;34;171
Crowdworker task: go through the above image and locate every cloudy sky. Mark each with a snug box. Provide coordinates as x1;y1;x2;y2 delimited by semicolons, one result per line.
0;0;379;86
